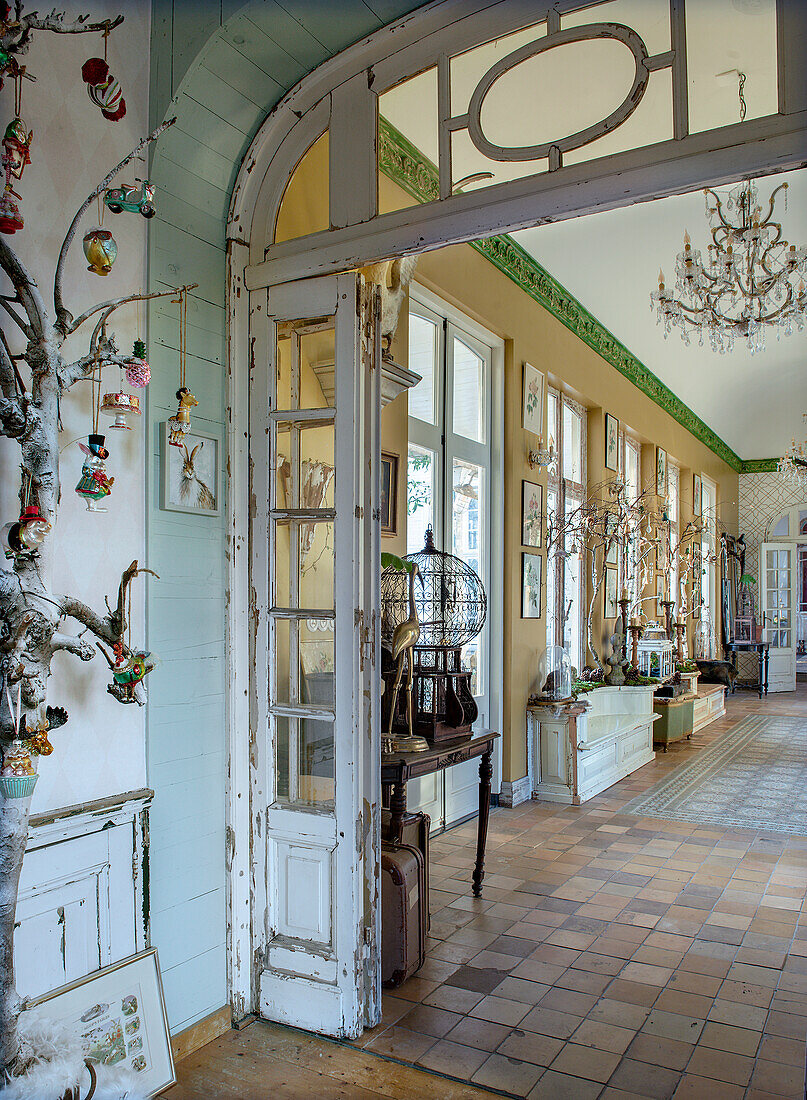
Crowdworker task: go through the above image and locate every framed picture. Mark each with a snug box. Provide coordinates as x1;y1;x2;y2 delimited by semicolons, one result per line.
522;362;544;436
380;451;399;537
521;480;543;548
656;575;666;617
161;424;221;515
656;446;667;497
604;567;618;618
604;413;620;472
522;552;542;618
693;473;702;517
31;948;174;1096
605;512;618;565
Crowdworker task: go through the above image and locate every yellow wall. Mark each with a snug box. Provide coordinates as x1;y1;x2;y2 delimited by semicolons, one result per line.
274;157;740;788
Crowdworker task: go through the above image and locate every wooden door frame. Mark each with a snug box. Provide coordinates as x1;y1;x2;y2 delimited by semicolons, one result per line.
224;0;807;1021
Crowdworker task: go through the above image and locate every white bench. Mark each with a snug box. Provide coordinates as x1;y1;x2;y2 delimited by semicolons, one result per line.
528;685;658;805
692;684;726;733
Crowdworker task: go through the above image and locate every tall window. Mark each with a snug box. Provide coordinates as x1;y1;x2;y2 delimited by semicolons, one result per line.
668;462;680;610
620;433;642;607
547;389;587;670
701;476;717;648
407;294;492;712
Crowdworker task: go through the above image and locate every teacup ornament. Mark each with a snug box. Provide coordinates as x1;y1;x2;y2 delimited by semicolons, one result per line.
101;391;140;431
83;227;117;275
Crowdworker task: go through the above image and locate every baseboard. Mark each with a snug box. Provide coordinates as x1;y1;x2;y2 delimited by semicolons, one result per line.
171;1004;232;1063
499;774;531;808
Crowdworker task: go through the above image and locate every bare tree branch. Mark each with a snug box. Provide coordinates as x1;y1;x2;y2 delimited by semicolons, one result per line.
0;239;47;340
66;281;198;339
1;11;124;60
0;297;33;341
54;118;177;333
58;595;120;648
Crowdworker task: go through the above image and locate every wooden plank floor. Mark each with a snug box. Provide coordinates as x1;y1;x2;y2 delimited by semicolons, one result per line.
169;684;807;1099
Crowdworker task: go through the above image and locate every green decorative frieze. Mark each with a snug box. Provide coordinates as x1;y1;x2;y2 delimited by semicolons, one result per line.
739;458;780;474
379;118;743;474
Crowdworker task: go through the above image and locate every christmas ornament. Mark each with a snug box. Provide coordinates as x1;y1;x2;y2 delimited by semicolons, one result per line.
0;77;32;234
82;227;117;275
104;179;156;218
110;642;155;703
75;434;114;511
124;339;150;387
101;390;140;430
81;56;126;121
1;682;36;798
1;504;51;559
167;290;198;446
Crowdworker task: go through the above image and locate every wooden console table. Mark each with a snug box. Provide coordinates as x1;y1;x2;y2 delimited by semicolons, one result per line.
381;730;498;898
725;640;769;699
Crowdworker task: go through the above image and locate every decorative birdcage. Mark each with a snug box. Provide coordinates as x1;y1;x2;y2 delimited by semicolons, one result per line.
381;527;487;742
636;622;674;681
734;573;758;642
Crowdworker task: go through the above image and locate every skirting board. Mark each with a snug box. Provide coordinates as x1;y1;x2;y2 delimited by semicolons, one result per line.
499;775;531;808
171;1004;231;1063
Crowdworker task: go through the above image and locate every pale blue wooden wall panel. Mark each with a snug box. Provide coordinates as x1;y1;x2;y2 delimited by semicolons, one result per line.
147;0;431;1034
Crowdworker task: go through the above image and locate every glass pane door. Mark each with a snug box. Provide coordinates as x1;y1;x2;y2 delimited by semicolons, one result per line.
761;542;796;693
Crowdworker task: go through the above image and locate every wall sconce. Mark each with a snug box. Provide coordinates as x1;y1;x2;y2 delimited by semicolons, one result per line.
528;436;555;469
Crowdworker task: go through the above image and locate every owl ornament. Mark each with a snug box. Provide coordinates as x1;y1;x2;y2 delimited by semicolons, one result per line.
81;57;126;121
83;228;118;276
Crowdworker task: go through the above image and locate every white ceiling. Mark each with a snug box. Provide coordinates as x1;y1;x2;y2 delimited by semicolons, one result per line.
513;168;807;460
379;0;806;460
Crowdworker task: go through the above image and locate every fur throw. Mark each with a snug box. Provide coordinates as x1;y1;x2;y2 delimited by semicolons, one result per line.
0;1011;147;1100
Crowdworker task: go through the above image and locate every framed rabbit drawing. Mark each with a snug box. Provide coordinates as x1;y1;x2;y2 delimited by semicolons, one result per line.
161;424;221;515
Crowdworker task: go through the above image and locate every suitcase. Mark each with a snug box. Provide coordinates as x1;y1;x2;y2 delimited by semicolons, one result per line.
381;840;426;988
381;809;430;930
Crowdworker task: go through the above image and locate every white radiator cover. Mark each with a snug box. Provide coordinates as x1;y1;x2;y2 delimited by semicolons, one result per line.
15;789;152;1001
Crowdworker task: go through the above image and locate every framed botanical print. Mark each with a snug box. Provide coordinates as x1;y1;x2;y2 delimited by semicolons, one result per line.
522;552;542;618
522;480;543;548
604;567;618;618
656;446;667;497
604;413;620;472
522;362;544;436
693;473;702;517
605;512;618;565
380;451;399;536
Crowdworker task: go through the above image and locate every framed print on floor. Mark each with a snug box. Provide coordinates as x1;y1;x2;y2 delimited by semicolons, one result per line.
522;552;542;618
522;480;543;548
31;948;175;1096
605;413;620;472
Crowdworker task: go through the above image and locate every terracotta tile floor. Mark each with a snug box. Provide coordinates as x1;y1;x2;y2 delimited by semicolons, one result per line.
354;684;807;1098
174;684;807;1098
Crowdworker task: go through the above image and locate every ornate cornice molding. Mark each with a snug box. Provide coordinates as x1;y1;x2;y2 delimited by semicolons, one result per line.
379;118;744;474
739;458;780;474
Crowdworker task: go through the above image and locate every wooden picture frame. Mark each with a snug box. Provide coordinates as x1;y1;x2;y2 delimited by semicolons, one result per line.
656;575;666;617
604;567;618;618
522;362;544;437
380;451;399;537
605;512;618;565
521;552;542;618
604;413;620;472
31;948;175;1096
161;423;221;516
521;479;543;548
693;473;702;517
656;446;667;497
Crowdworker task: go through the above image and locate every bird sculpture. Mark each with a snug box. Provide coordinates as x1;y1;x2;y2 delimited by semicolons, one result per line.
359;255;419;358
386;562;422;743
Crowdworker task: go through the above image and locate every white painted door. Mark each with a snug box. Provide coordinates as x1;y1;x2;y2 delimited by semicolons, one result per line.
760;543;797;693
251;273;381;1038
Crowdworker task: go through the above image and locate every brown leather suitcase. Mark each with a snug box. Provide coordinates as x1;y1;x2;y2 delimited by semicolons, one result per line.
381;810;430;930
381;840;426;988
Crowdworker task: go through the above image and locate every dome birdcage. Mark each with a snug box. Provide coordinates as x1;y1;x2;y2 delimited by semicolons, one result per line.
380;527;487;648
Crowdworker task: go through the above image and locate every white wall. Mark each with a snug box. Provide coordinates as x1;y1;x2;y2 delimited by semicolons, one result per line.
0;2;151;812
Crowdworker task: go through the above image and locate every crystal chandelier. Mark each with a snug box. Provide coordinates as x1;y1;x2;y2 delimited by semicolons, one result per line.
778;414;807;490
651;74;807;355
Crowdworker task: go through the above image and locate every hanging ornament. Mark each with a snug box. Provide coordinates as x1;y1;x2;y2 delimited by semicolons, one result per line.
104;179;156;218
1;682;37;799
75;434;114;511
2;505;51;559
101;391;141;430
82;227;117;275
81;57;126;122
167;289;198;446
0;76;32;234
124;338;150;387
110;642;156;704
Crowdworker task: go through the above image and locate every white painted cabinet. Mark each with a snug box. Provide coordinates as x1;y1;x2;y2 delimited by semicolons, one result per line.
15;790;151;1001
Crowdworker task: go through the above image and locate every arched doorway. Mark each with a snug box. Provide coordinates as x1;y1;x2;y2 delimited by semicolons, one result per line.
218;0;806;1038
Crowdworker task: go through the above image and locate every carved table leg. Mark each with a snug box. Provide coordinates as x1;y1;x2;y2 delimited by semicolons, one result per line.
388;779;407;847
473;750;493;898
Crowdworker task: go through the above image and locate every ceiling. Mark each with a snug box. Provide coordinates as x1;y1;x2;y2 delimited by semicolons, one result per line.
513;167;807;461
379;0;806;461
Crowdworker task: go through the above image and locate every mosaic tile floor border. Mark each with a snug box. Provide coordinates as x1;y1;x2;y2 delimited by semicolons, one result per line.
623;715;807;835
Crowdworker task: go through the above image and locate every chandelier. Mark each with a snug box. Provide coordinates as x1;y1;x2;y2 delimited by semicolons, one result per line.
651;74;806;355
778;414;807;490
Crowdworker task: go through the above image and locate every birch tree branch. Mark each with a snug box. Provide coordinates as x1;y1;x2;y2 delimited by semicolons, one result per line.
0;297;33;341
50;632;95;661
54;117;178;333
2;10;124;58
0;239;47;340
66;281;198;339
58;596;120;648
